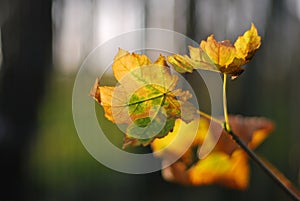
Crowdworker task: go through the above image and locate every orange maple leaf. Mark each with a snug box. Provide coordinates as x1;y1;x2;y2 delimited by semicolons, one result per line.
167;23;261;79
151;115;274;189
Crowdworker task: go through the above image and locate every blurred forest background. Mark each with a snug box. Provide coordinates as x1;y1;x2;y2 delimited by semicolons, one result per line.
0;0;300;201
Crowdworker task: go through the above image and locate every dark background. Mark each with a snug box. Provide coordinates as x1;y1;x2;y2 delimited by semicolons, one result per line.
0;0;299;200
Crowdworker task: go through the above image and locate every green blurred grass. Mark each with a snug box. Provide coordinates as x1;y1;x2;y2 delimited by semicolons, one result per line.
28;72;147;199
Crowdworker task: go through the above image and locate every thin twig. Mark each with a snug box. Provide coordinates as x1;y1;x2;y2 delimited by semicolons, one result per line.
197;110;223;125
226;128;300;201
223;74;231;131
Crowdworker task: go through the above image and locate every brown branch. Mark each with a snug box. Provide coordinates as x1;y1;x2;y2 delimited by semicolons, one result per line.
225;127;300;201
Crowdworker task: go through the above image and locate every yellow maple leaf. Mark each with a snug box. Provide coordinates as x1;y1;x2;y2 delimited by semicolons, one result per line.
91;49;197;147
151;115;274;189
112;48;152;81
200;37;236;68
234;23;261;61
167;23;261;78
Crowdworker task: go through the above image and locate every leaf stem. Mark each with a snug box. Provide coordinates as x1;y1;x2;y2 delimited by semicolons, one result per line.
223;74;231;132
197;110;223;125
226;128;300;201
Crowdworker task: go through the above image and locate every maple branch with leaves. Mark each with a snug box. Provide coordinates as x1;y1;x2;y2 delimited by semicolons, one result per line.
90;24;300;201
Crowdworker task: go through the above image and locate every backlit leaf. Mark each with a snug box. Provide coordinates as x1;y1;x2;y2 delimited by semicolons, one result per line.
200;37;236;68
234;23;261;61
91;49;198;147
112;48;151;81
167;23;261;78
151;115;274;189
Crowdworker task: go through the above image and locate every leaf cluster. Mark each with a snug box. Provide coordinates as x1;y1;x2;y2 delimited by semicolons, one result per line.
89;24;288;191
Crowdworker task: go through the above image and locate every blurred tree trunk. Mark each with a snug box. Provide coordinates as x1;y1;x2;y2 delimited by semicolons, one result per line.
186;0;196;40
0;0;52;200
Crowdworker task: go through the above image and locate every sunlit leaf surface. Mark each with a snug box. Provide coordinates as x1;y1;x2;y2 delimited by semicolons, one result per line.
168;23;261;79
151;115;274;189
91;49;197;147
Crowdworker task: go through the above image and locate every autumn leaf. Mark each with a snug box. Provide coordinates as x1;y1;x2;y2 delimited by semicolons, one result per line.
167;23;261;79
112;48;152;82
167;49;219;74
167;54;194;73
91;49;198;147
151;115;274;189
200;37;236;69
